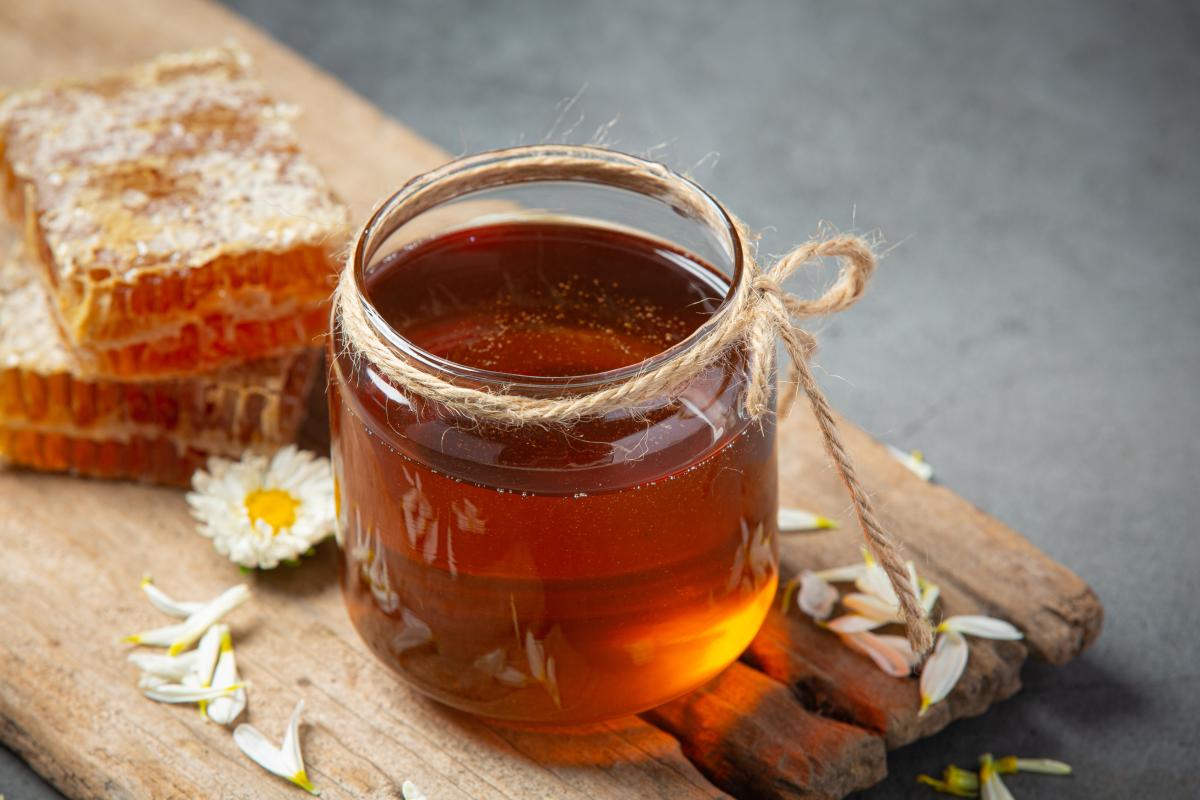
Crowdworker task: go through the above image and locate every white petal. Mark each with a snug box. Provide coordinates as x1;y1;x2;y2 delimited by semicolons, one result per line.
234;700;319;795
888;445;933;481
855;563;900;606
140;577;204;618
797;571;839;620
838;631;912;677
920;582;941;615
233;722;294;779
394;609;433;652
525;632;546;682
185;625;223;688
137;673;170;690
402;781;427;800
168;584;251;655
939;615;1023;641
812;562;867;583
124;621;188;647
205;629;246;726
874;634;920;668
143;683;243;703
919;631;969;715
544;656;561;708
778;508;837;532
826;614;885;633
1014;758;1072;775
981;770;1016;800
841;592;902;623
128;650;199;681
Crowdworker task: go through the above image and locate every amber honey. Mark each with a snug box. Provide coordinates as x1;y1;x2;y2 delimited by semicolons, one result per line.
331;219;778;723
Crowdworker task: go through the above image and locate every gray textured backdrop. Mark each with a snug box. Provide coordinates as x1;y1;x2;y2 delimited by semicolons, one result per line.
4;1;1198;798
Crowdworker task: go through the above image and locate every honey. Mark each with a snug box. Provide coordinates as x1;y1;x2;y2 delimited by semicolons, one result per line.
330;220;778;723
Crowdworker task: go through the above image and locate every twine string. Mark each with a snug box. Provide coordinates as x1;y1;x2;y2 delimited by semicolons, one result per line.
752;235;933;654
334;150;933;654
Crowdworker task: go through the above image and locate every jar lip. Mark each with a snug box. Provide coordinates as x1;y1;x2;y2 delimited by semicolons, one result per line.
350;144;745;392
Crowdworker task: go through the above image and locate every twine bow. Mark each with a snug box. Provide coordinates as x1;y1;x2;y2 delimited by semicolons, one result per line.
334;146;933;655
744;233;934;654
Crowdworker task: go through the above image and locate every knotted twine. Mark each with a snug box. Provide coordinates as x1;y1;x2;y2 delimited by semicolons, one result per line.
334;148;934;655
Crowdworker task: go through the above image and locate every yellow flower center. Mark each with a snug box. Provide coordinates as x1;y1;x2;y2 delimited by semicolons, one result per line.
245;488;300;535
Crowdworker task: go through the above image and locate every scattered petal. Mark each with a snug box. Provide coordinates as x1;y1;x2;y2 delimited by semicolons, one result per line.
125;584;250;655
919;631;969;715
1006;757;1072;776
143;683;244;704
855;562;900;606
826;614;885;633
980;754;1015;800
473;648;526;687
939;615;1023;641
838;631;912;677
393;609;433;653
140;576;204;618
778;507;838;532
234;699;319;795
812;562;868;583
184;624;223;690
128;650;200;682
874;634;920;669
921;581;942;615
917;768;978;798
841;592;902;623
797;571;839;620
402;781;427;800
206;628;247;726
888;445;934;481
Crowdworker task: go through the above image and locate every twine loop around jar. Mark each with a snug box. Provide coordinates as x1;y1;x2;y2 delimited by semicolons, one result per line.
333;148;934;655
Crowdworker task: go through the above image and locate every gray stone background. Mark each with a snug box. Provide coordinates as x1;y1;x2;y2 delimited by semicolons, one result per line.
4;1;1197;797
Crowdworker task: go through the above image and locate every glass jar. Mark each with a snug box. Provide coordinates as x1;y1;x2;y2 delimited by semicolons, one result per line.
329;146;778;724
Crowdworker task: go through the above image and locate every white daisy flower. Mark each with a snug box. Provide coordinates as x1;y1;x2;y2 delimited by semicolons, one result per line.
887;444;934;481
778;507;838;532
234;699;320;795
188;446;336;570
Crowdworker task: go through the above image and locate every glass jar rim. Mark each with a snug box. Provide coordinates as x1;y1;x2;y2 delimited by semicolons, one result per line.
350;144;745;393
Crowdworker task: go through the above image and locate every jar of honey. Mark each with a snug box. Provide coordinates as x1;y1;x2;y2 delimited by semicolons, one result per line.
329;146;778;724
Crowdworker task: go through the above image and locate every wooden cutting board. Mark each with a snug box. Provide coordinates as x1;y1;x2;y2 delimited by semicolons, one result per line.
0;2;1103;799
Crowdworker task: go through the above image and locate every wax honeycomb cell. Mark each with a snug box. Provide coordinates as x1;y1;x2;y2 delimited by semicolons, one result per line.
0;45;346;378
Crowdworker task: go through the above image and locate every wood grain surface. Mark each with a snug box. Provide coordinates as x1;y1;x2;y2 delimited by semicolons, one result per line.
0;2;1102;798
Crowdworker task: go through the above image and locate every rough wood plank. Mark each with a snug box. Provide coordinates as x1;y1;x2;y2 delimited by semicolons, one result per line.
644;663;886;800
